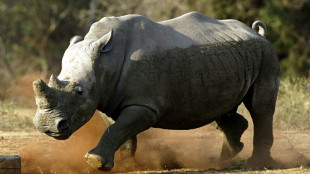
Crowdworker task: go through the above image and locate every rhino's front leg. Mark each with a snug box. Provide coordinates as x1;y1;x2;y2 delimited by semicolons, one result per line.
99;112;137;159
215;112;248;160
85;106;156;171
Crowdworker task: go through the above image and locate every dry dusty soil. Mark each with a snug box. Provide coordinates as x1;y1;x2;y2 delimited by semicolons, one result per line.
1;112;310;174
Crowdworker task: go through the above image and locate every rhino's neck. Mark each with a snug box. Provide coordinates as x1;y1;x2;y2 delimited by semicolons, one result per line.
85;19;128;115
95;49;126;115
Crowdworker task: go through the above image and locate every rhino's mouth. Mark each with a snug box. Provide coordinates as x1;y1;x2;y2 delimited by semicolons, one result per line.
45;128;71;140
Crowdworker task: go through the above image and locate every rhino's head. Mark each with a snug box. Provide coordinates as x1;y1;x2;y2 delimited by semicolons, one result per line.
33;31;113;140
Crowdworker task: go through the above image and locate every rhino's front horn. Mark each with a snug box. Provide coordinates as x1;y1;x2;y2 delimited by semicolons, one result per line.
33;79;57;108
33;79;48;96
48;74;63;89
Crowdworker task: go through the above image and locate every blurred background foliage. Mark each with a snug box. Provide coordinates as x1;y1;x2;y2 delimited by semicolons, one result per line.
0;0;309;88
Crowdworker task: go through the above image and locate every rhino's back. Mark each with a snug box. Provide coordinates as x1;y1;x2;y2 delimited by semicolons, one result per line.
159;11;261;46
86;12;262;54
120;12;264;62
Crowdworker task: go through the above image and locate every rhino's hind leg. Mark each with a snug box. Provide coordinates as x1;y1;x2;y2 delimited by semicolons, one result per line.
117;136;138;170
215;112;248;160
243;49;280;168
118;136;137;158
243;86;279;168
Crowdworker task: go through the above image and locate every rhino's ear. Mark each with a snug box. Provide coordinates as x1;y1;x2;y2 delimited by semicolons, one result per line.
91;30;113;53
69;36;83;46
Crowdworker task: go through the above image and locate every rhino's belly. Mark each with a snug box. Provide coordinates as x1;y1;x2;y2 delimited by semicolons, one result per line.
151;67;248;130
152;112;218;130
152;92;242;130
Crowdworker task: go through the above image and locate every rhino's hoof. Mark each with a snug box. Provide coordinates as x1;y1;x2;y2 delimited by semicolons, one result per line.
84;153;113;171
246;155;275;169
221;141;244;161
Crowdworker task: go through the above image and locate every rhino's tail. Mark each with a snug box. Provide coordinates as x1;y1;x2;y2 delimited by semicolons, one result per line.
252;21;267;38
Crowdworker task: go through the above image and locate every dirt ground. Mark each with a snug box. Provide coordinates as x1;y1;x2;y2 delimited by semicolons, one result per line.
1;112;310;174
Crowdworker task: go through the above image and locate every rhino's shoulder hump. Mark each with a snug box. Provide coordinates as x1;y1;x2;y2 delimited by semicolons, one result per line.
85;14;155;40
85;17;122;40
98;14;150;23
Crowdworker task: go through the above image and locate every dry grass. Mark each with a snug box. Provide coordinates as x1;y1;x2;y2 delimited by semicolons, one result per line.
0;99;34;130
237;77;310;130
274;77;310;130
0;74;41;130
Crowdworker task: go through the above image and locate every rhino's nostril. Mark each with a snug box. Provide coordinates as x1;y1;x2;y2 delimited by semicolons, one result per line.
57;119;69;132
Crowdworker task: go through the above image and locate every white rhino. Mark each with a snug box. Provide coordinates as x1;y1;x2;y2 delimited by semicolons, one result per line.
33;12;280;170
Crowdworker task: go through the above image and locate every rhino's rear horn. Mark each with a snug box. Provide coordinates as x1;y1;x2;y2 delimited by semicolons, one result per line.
33;79;57;108
48;74;63;89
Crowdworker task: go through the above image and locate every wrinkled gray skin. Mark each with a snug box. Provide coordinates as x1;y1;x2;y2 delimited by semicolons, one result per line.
33;12;280;170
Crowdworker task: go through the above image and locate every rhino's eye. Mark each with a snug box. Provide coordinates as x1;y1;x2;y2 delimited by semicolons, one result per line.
74;86;83;95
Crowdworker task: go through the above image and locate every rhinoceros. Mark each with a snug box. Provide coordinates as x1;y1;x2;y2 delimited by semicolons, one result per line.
33;12;280;170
